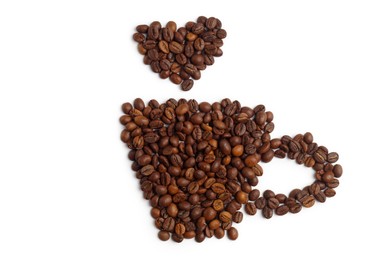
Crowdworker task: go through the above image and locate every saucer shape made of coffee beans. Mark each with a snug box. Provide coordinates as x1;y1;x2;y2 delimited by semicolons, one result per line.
120;98;342;242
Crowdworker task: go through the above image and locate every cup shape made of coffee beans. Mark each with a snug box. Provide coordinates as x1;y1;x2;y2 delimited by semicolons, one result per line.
120;99;343;242
133;16;226;91
120;98;274;242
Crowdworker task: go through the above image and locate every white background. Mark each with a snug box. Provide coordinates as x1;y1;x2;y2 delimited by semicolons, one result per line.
1;0;391;259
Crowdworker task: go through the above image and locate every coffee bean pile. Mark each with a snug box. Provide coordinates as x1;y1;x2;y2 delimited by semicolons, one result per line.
133;16;226;91
120;98;343;242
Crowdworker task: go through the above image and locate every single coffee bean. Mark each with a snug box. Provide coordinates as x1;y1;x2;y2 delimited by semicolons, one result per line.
245;202;257;215
289;203;302;214
333;164;343;178
302;195;315;208
267;198;280;209
275;205;289;216
249;189;260;201
275;194;287;203
232;211;243;223
263;190;275;199
235;191;248;204
262;206;273;219
181;79;194;91
158;230;170;241
314;191;326;203
255;197;266;209
327;152;339;163
227;227;238;240
219;211;232;222
324;188;336;197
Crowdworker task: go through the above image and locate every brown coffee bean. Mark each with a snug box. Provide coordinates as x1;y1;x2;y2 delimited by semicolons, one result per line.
209;219;220;230
302;195;315;208
232;211;243;223
203;207;217;221
275;194;287;203
158;230;170;241
245;202;257;215
275;205;289;216
181;79;194;91
169;73;182;85
227;227;238;240
268;198;280;209
289;203;302;214
249;189;260;201
219;211;232;222
314;191;326;203
255;197;266;209
322;171;334;183
235;191;248;204
324;188;336;197
333;164;343;178
262;206;273;219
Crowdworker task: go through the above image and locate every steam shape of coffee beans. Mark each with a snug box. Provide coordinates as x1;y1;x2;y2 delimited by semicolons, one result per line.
120;98;343;242
133;16;226;91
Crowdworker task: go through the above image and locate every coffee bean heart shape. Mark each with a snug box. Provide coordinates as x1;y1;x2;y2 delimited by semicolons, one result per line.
120;98;343;242
133;16;227;91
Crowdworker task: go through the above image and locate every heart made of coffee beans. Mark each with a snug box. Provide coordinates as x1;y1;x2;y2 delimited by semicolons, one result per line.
133;16;226;91
120;98;343;242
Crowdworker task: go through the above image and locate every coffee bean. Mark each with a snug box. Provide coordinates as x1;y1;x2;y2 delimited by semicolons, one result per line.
249;189;260;201
219;211;232;222
275;205;289;216
302;195;315;208
181;79;194;91
314;191;326;203
232;211;243;223
262;206;273;219
275;194;287;203
333;164;343;178
268;198;280;209
227;227;238;240
158;230;170;241
322;171;334;183
245;202;257;215
289;203;302;214
255;197;266;209
235;191;248;204
327;152;339;163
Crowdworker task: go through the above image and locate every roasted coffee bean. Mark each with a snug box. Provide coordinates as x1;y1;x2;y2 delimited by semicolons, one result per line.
289;203;302;214
181;79;194;91
227;227;238;240
232;211;243;223
333;164;343;178
235;191;248;204
245;202;257;215
302;195;315;208
158;230;170;241
267;198;280;210
275;205;289;216
262;206;273;219
255;197;266;209
314;191;326;203
249;189;260;201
